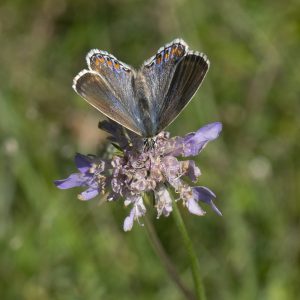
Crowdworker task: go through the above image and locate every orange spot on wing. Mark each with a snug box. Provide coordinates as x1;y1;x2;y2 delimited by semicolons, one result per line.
93;56;103;66
175;45;185;57
106;57;113;68
156;53;162;65
95;55;105;64
114;60;120;70
164;50;169;61
171;46;177;58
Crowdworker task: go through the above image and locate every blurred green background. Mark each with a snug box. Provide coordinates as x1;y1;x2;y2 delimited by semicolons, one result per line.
1;0;299;299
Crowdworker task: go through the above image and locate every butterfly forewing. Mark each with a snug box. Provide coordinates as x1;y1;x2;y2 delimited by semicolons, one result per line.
156;52;209;132
140;40;209;135
140;39;189;135
73;51;144;135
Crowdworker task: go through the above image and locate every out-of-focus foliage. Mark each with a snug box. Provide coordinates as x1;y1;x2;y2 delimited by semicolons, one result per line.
0;0;299;299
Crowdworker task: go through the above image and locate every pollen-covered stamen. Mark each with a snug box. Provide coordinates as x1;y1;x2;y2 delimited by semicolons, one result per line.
95;174;106;194
89;160;105;174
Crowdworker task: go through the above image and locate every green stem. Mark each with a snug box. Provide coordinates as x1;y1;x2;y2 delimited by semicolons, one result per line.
144;215;196;300
143;194;196;300
172;199;207;300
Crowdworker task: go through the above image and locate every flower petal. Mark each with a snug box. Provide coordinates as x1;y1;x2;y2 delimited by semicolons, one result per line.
154;185;173;218
123;209;135;231
193;186;222;216
78;187;99;201
186;198;206;216
183;122;222;156
181;160;201;182
162;156;181;179
54;173;86;189
123;196;146;231
75;153;92;173
135;197;146;218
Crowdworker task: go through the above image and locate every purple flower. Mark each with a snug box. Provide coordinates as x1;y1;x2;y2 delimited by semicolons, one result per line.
169;122;222;157
55;121;222;230
54;153;106;201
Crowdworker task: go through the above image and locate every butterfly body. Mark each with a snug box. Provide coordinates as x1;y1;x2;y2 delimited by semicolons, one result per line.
73;38;209;137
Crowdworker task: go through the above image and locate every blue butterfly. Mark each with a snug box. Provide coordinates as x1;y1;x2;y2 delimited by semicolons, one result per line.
73;38;209;137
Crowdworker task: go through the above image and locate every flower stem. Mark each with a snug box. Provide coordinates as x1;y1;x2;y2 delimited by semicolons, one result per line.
143;194;196;300
172;199;207;300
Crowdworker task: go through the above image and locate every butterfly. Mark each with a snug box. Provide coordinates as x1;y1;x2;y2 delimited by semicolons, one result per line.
73;38;209;138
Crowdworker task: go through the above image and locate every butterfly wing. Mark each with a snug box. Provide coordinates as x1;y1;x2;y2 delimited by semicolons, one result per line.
73;50;144;136
141;39;209;135
157;51;209;131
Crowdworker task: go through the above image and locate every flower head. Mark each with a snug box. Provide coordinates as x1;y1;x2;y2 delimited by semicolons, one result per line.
55;120;222;231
